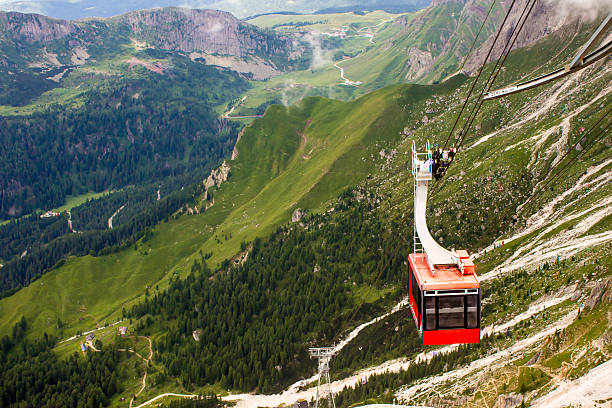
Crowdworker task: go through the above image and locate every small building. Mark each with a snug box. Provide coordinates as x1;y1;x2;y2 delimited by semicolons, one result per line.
80;343;87;353
86;333;95;342
118;326;127;336
293;401;308;408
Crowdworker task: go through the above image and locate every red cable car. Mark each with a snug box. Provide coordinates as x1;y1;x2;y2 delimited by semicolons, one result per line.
409;142;481;345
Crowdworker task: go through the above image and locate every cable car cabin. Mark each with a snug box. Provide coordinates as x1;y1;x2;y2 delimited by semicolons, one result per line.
409;141;481;345
408;250;481;345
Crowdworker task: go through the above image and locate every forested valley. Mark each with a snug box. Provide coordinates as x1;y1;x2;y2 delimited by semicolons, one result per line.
0;53;247;219
0;52;252;297
0;179;207;297
129;189;411;393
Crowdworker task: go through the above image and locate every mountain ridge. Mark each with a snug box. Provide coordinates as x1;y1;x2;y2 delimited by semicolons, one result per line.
0;8;299;67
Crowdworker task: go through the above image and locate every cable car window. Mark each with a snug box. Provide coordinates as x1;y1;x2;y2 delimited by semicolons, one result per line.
438;295;464;329
412;272;421;318
467;294;479;328
424;296;436;330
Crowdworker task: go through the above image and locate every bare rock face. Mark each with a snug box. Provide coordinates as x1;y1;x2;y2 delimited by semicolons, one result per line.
584;279;609;312
463;0;587;74
405;47;434;80
0;11;78;43
118;8;291;58
494;393;524;408
0;8;297;76
205;160;231;190
292;208;307;223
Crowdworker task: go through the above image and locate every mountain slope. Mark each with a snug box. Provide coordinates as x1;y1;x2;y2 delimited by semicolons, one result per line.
239;0;610;116
0;7;306;232
142;17;611;406
0;8;301;92
0;75;465;338
0;4;610;408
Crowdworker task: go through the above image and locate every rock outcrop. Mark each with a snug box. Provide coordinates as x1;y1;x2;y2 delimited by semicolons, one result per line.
404;47;434;80
118;8;292;58
205;160;231;191
463;0;606;74
0;8;300;78
292;208;307;223
584;279;609;312
0;11;78;43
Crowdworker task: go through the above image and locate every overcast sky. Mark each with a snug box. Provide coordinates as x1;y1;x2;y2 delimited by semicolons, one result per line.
0;0;430;20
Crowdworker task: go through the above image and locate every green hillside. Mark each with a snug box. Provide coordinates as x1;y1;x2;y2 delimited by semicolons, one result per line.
2;9;609;347
0;7;611;407
0;75;466;339
249;10;399;32
235;1;507;116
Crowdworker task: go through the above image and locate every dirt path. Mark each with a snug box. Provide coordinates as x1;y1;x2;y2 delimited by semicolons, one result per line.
356;18;393;44
129;336;153;408
332;18;392;86
59;320;123;343
86;340;100;352
334;61;363;86
108;204;126;229
222;95;262;119
531;358;612;407
132;393;197;408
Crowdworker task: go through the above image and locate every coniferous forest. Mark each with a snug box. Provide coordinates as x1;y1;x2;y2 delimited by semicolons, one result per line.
0;54;247;219
0;180;206;297
0;318;121;408
130;190;411;393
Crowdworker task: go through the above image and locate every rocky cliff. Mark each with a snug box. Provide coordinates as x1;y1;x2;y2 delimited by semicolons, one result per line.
463;0;588;74
382;0;608;83
0;11;78;43
0;8;301;76
118;8;291;58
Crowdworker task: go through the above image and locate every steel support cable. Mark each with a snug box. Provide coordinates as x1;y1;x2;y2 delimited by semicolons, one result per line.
456;0;538;151
443;0;519;150
429;0;537;203
458;0;499;72
517;108;611;212
430;0;538;200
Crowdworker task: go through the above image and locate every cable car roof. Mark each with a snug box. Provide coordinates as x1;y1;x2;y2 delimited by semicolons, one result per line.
409;252;480;291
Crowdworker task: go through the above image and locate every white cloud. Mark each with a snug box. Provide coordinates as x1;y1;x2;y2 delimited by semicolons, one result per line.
303;31;331;70
547;0;612;22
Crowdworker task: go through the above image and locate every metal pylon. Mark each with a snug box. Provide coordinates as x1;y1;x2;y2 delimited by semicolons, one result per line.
308;347;336;408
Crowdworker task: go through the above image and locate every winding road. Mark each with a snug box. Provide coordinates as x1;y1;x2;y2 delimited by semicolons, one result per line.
108;204;126;229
